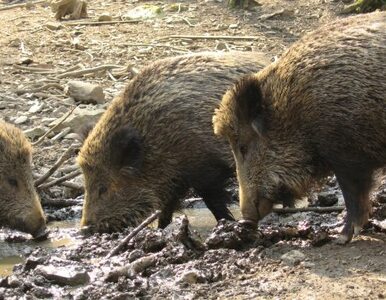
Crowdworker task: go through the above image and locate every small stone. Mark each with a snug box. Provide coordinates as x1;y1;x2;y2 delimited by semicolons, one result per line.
14;115;28;124
98;13;112;22
49;107;105;133
66;81;105;104
228;23;238;29
46;22;63;30
215;42;229;51
64;133;81;140
51;127;72;142
176;269;201;284
29;102;44;113
280;250;305;266
316;191;338;207
36;265;90;286
24;127;46;139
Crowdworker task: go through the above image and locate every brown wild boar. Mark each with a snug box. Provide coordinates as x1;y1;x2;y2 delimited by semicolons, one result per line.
213;12;386;243
0;120;46;237
78;51;270;232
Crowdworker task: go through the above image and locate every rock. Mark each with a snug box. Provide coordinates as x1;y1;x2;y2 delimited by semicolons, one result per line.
280;250;305;266
215;42;229;51
28;102;44;113
64;132;81;140
316;190;338;207
98;13;112;21
24;126;46;140
130;254;157;274
14;115;28;125
176;269;202;284
45;22;63;30
51;127;72;142
36;265;90;286
123;5;163;20
66;81;105;104
49;107;105;133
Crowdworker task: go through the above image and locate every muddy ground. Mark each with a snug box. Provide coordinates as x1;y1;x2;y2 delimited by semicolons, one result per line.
0;0;386;299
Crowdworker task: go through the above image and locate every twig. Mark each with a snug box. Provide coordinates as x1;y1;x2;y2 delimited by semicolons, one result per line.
124;43;188;52
32;106;77;146
61;181;83;191
273;206;345;214
107;210;161;258
38;169;82;190
13;64;58;74
0;0;45;11
157;35;262;41
16;83;64;96
42;199;82;208
34;145;77;187
63;20;141;27
57;64;125;79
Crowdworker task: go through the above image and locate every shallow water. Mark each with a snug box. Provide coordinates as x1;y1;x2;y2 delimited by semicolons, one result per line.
0;220;79;277
0;207;241;277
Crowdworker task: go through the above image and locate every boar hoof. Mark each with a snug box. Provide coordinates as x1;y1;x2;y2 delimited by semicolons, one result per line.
335;234;351;245
33;227;49;241
238;219;258;229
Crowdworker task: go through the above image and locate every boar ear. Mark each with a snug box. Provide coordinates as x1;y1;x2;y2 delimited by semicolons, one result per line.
234;75;265;135
110;125;143;175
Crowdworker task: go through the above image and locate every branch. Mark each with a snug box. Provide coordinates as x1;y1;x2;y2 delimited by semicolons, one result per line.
157;35;261;41
57;64;125;79
273;206;345;214
106;210;161;258
35;145;78;187
38;169;82;190
32;106;77;146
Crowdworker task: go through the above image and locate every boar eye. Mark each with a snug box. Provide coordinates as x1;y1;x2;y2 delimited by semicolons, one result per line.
98;186;107;196
8;178;18;188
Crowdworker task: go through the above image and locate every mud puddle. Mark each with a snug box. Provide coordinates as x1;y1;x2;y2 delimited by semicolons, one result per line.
0;206;240;277
0;220;79;276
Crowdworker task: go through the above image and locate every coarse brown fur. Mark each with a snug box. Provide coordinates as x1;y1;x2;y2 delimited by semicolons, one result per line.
0;120;46;237
77;51;270;232
213;12;386;243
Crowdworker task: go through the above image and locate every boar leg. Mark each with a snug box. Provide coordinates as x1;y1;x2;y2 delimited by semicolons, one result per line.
199;188;235;222
335;169;373;244
158;197;181;229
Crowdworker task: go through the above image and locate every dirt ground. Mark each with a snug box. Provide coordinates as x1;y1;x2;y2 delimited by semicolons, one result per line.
0;0;385;299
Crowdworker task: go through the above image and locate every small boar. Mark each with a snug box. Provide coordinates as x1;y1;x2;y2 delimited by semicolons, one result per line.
213;12;386;243
78;51;270;232
0;120;46;237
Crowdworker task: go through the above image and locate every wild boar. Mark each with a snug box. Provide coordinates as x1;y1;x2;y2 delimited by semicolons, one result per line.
77;51;270;232
0;120;46;237
213;12;386;243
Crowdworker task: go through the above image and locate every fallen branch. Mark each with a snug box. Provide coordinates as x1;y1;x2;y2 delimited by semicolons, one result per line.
107;210;161;258
273;206;345;214
0;0;46;11
57;64;125;79
35;145;77;187
124;43;189;52
13;65;58;74
61;181;83;191
157;35;261;41
16;83;64;96
32;106;77;146
63;20;141;27
42;199;82;208
38;169;82;190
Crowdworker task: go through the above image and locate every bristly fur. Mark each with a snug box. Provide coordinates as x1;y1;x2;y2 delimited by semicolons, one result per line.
0;120;46;236
78;51;270;231
214;11;386;242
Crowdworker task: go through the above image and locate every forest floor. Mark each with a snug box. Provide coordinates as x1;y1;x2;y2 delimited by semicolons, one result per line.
0;0;385;299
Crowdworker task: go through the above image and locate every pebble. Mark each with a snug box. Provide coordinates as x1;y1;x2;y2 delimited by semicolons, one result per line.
280;250;306;266
66;81;105;104
176;269;201;284
317;190;338;207
36;265;90;286
28;102;44;113
14;115;28;124
24;126;46;139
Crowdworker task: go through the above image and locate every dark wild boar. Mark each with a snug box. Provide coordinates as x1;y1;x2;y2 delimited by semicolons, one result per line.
213;12;386;243
77;51;269;232
0;120;46;238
